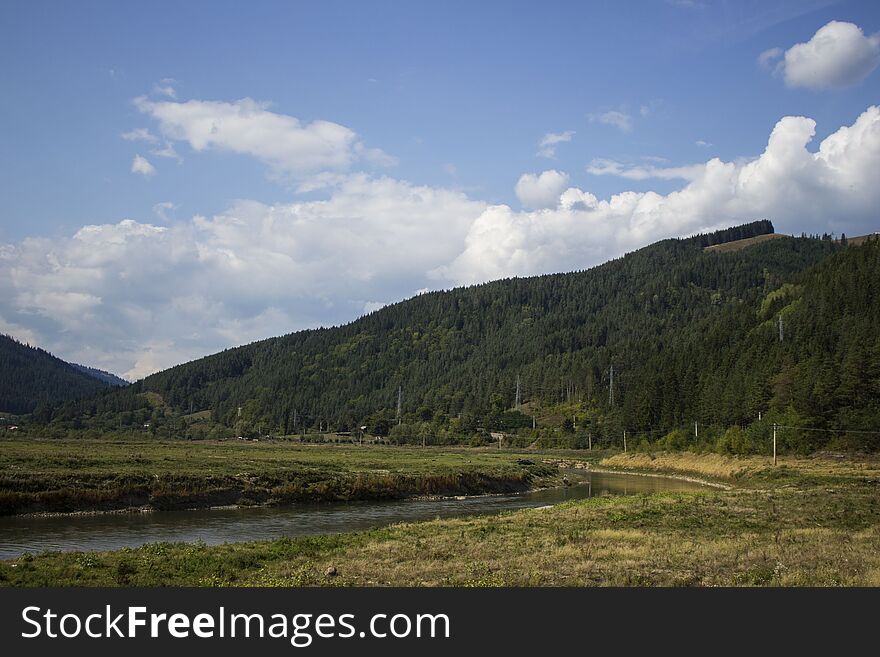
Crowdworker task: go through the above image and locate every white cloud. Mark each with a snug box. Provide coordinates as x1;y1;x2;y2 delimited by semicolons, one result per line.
435;106;880;286
695;140;712;148
586;158;705;181
514;170;570;209
151;142;181;161
131;154;156;177
589;111;632;132
152;201;177;222
766;21;880;89
4;106;880;380
0;176;484;379
123;127;180;162
758;47;784;70
121;128;158;143
134;96;394;180
152;83;177;99
0;315;40;346
537;131;575;158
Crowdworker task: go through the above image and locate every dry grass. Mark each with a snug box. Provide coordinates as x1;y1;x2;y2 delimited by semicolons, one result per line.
703;233;787;253
598;451;880;484
598;452;762;481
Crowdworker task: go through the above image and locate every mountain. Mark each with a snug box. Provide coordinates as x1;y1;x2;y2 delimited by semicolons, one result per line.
36;222;880;452
71;363;129;387
0;334;114;414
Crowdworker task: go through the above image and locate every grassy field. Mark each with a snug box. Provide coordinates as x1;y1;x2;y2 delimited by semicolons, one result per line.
0;438;565;515
2;450;879;586
703;232;786;252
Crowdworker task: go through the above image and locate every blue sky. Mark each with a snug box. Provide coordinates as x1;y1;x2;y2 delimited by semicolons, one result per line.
1;0;879;378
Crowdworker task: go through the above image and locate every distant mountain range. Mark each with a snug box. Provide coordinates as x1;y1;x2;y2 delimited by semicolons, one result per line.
70;363;129;387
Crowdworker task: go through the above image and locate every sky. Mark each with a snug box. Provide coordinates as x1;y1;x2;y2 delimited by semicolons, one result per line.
1;0;879;380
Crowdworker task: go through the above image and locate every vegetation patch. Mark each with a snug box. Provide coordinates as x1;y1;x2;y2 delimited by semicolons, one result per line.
0;439;564;515
3;453;879;587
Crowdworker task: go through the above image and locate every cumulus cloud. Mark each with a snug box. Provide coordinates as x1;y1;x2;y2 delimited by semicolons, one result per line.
589;111;632;132
514;170;570;209
537;131;575;158
3;107;880;380
0;176;484;379
435;106;880;286
134;96;395;181
764;20;880;89
131;154;156;177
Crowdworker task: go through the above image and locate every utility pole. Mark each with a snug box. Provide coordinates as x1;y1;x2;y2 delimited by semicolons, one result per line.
694;421;698;442
778;314;784;342
532;415;536;429
588;433;592;451
396;386;402;425
515;375;521;409
609;365;614;408
773;423;777;465
623;430;627;453
293;408;297;434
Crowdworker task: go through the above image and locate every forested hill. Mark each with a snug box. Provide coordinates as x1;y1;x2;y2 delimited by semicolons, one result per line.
0;335;114;414
71;364;128;387
37;222;880;451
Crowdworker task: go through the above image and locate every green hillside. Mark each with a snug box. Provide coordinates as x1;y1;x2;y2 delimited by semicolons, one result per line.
0;335;113;414
32;222;880;452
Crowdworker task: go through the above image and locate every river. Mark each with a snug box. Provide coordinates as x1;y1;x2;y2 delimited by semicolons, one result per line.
0;470;710;559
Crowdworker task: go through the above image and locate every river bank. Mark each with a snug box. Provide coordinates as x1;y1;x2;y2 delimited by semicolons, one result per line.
3;452;879;586
0;438;586;516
